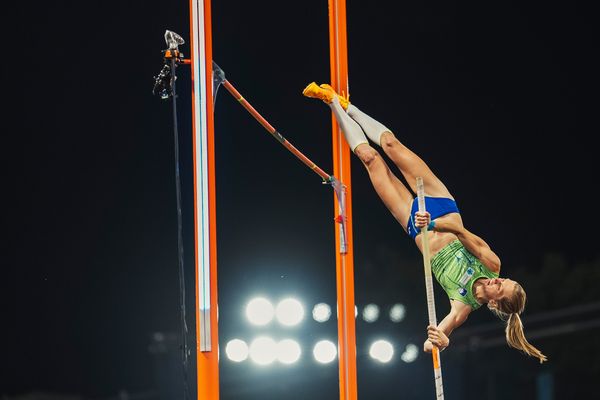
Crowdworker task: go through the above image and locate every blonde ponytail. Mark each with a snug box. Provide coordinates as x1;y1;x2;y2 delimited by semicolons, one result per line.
489;283;548;363
506;313;547;363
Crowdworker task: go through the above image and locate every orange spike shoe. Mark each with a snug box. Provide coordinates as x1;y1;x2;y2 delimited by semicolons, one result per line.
302;82;349;110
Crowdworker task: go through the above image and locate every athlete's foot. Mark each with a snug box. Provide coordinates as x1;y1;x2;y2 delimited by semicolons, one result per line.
302;82;349;110
319;84;349;110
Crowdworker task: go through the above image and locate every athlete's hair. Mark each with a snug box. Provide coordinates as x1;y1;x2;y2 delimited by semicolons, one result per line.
488;283;547;363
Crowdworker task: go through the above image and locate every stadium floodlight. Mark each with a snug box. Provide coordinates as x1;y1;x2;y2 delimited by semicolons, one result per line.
313;340;337;364
312;303;332;322
400;343;419;363
362;303;380;323
275;298;304;327
249;336;277;366
369;339;394;363
246;297;274;326
276;339;302;365
225;339;248;363
389;303;406;323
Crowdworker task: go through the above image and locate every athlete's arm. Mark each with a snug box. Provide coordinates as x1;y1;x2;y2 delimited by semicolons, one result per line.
415;212;501;273
423;301;471;352
455;228;501;273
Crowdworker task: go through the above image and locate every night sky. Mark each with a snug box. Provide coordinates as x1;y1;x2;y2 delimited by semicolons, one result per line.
4;1;599;399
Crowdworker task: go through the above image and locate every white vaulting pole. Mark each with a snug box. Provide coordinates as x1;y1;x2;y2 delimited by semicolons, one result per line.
416;177;445;399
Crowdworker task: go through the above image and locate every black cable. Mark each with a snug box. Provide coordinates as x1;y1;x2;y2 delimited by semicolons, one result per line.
169;56;190;400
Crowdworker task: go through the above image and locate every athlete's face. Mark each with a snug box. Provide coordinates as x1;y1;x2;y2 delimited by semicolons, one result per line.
485;278;517;302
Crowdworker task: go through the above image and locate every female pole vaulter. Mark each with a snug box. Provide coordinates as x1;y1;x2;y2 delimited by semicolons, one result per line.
303;82;547;363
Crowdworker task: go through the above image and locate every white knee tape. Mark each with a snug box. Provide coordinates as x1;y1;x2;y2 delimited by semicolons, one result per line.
347;104;391;147
329;100;369;152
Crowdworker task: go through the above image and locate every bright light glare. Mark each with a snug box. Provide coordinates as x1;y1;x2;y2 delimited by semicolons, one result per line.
249;337;277;366
389;303;406;322
276;298;304;326
362;303;380;323
225;339;248;362
401;343;419;363
369;340;394;363
276;339;302;364
246;297;274;326
312;303;331;322
313;340;337;364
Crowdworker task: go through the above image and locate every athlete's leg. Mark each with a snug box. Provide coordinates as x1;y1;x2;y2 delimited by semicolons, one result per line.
379;132;453;199
347;104;453;198
328;98;414;227
353;143;414;227
303;82;415;224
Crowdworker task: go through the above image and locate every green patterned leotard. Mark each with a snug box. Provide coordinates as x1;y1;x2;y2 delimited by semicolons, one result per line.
430;240;499;310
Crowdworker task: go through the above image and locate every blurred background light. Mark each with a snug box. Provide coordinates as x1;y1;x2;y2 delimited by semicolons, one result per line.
225;339;248;363
369;339;394;363
312;302;331;322
313;340;337;364
246;297;274;326
276;339;302;364
362;303;380;323
389;303;406;323
249;336;277;366
400;343;419;363
275;298;304;327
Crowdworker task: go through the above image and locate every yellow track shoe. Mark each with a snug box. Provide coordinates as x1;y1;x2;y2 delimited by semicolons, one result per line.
302;82;335;103
302;82;350;110
319;84;349;110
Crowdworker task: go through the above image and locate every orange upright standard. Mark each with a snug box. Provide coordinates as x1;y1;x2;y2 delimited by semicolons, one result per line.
328;1;358;399
188;0;219;399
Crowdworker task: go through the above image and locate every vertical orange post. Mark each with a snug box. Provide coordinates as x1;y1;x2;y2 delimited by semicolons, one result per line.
189;0;219;399
328;1;358;400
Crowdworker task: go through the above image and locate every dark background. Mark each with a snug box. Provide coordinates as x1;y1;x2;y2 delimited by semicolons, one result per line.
3;1;599;399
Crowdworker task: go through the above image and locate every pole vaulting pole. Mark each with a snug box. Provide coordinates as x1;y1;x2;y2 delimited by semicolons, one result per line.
328;1;358;399
189;0;219;399
416;177;445;399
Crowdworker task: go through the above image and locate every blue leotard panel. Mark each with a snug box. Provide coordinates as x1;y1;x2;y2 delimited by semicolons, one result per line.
406;197;460;239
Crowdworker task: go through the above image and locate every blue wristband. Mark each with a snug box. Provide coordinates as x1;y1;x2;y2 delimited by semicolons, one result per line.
427;220;436;231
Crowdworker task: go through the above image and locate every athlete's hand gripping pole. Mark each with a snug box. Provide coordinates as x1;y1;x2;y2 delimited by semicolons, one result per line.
417;177;445;400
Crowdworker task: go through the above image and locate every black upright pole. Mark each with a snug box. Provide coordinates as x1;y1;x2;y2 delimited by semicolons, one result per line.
169;56;189;400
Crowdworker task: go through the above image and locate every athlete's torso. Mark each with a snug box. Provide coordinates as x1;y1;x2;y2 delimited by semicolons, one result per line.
431;240;499;310
414;213;463;256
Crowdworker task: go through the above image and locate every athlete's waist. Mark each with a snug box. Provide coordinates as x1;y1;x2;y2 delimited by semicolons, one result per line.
406;196;460;240
416;232;459;259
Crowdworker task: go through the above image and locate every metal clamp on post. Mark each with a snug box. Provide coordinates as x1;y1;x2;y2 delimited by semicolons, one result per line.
328;177;347;254
152;30;186;100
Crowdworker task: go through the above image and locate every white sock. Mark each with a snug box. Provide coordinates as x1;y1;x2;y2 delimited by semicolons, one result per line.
347;104;391;147
329;98;368;152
